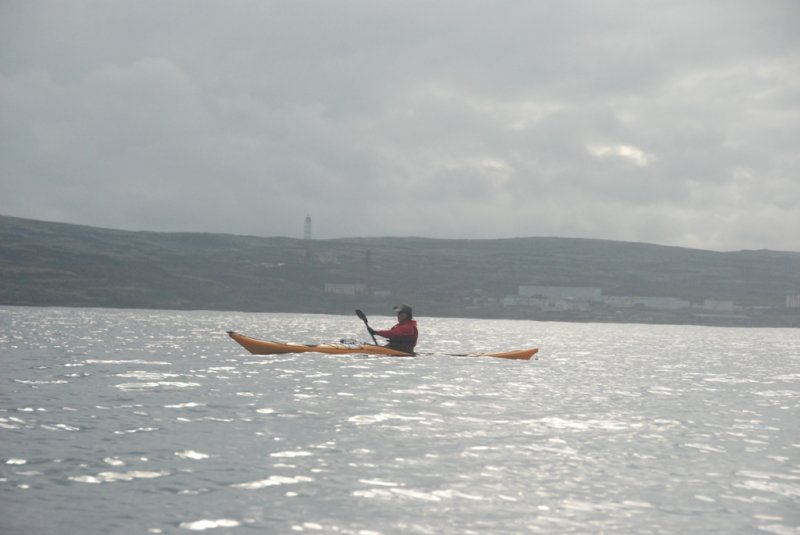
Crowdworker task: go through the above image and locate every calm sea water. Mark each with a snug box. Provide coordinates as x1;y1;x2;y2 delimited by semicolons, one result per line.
1;306;798;534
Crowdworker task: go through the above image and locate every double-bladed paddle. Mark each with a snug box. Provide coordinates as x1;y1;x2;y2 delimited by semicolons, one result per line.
355;309;378;345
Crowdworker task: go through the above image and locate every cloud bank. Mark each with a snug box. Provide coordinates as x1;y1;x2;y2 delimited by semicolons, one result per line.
1;1;798;251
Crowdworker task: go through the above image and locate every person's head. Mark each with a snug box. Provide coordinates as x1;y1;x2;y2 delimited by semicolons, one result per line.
393;304;413;319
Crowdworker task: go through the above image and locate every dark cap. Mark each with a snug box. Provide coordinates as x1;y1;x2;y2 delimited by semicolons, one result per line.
393;304;413;317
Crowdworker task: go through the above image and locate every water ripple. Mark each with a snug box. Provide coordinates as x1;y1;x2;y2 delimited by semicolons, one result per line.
2;307;798;535
69;470;170;484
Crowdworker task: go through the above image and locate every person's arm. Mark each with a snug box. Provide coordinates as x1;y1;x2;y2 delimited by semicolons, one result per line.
375;323;413;339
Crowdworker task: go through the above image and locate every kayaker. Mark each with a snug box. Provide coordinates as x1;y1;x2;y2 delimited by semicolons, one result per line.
368;304;418;354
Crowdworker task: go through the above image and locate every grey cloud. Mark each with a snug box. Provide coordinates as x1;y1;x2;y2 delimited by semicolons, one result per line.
0;0;798;249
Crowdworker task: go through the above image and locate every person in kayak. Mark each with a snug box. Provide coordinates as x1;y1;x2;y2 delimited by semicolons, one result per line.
368;304;418;354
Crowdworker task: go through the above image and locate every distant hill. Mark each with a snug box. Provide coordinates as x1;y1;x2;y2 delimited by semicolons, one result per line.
1;214;798;326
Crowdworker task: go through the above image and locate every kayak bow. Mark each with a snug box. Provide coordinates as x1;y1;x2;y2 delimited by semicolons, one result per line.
227;331;538;360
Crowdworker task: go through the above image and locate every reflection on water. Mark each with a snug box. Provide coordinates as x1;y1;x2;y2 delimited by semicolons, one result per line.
1;306;799;534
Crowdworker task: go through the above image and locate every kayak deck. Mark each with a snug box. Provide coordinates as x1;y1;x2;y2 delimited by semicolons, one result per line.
227;331;538;360
228;331;412;356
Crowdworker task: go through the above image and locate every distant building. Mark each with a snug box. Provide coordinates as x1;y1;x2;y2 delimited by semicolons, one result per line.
315;252;341;265
324;283;367;296
703;299;735;312
503;296;548;307
518;286;603;302
604;296;690;310
504;286;600;312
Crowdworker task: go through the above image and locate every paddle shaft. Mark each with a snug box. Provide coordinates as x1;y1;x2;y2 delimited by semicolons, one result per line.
355;309;379;345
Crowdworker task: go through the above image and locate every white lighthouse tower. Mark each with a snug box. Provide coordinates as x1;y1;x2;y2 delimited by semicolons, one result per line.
304;214;312;241
303;214;312;258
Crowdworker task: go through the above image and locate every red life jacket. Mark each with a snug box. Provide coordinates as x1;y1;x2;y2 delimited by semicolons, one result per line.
375;319;418;354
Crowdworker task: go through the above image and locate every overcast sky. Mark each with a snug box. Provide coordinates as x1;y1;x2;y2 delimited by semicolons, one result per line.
1;1;798;251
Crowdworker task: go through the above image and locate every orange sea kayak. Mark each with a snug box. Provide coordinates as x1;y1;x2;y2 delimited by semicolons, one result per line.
227;331;538;360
